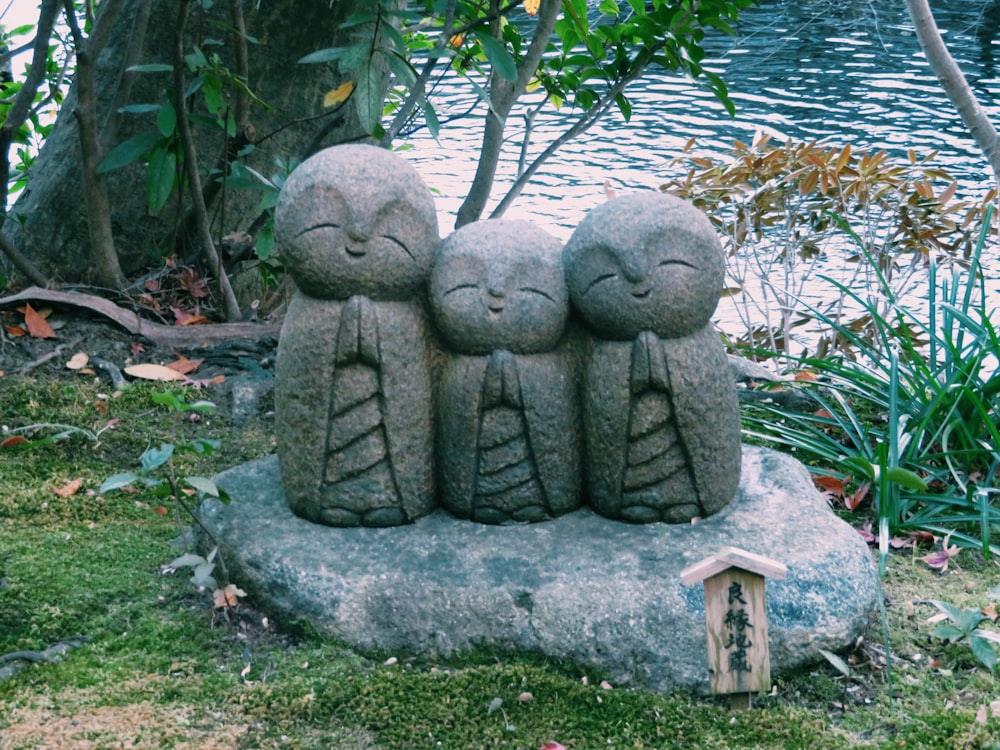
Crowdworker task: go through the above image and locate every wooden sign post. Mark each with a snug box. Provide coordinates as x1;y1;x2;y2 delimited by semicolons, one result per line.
680;547;787;709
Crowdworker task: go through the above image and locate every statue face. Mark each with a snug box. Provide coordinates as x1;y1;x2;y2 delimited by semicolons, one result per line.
275;145;439;300
564;193;724;340
430;221;568;355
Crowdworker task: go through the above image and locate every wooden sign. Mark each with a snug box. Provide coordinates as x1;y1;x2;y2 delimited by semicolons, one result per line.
680;547;787;700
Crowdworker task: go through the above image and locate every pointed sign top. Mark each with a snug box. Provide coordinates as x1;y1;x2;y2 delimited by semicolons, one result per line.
679;546;787;586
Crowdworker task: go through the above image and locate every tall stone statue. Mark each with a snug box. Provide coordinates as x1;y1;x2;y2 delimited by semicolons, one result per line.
563;192;741;523
429;220;582;524
274;144;438;527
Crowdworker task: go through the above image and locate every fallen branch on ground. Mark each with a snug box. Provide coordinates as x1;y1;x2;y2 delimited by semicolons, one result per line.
0;287;281;346
0;636;89;683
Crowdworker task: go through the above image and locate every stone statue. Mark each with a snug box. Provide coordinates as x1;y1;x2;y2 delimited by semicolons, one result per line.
563;192;742;523
273;144;438;527
429;219;582;524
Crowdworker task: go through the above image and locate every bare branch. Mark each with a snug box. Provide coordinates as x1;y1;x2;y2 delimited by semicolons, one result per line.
490;47;660;220
173;0;242;322
905;0;1000;181
0;0;61;226
455;0;561;227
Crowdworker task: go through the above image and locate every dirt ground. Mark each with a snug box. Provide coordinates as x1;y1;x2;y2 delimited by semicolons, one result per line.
0;297;280;422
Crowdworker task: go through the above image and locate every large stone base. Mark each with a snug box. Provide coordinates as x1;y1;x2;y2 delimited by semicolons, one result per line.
201;446;876;693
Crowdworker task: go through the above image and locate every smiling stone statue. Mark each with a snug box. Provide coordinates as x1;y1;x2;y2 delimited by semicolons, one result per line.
564;192;742;523
273;144;438;527
429;219;581;524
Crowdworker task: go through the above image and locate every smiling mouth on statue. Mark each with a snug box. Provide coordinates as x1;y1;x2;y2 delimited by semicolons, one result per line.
631;288;651;299
488;304;505;315
345;245;367;258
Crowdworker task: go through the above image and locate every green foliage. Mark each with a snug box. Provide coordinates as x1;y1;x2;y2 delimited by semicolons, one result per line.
928;599;999;673
301;0;754;139
740;208;1000;553
99;390;229;506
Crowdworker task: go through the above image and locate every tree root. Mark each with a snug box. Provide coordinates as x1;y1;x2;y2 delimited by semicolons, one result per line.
0;636;89;683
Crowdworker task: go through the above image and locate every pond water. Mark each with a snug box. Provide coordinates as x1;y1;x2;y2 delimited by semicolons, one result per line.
400;0;1000;351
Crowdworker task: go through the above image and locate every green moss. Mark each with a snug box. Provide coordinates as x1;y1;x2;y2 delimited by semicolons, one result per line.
2;373;999;749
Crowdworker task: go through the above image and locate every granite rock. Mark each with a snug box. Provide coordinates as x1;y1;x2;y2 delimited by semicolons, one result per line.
201;444;877;693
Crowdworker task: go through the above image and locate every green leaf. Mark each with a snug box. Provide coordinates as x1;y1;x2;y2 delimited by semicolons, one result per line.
929;599;966;624
99;473;138;493
614;92;632;122
298;47;348;64
141;443;175;473
152;391;185;411
191;438;221;454
126;63;174;73
96;131;163;174
190;562;217;589
884;466;929;492
184;476;221;497
118;104;162;115
167;552;207;570
817;648;851;678
201;74;225;116
841;456;875;481
969;634;998;671
155;100;176;137
353;59;384;135
599;0;620;15
145;145;177;213
931;623;966;642
422;98;440;140
256;223;275;260
474;30;517;81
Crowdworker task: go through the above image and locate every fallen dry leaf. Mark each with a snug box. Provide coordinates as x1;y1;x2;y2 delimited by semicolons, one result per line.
4;323;26;337
169;305;208;326
166;354;203;375
66;352;90;370
1;435;28;449
53;478;83;497
124;363;187;382
22;303;56;339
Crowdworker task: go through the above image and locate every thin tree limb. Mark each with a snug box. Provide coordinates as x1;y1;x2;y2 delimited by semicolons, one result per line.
0;0;61;228
490;46;660;219
173;0;242;322
905;0;1000;181
455;0;561;227
0;230;48;287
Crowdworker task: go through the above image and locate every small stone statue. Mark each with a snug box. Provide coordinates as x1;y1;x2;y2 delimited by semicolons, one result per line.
274;144;438;527
429;219;581;524
563;192;741;523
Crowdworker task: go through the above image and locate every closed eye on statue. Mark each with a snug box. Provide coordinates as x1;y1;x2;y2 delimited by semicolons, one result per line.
382;233;416;261
296;222;341;238
518;286;556;302
657;259;697;269
444;282;479;296
583;272;617;295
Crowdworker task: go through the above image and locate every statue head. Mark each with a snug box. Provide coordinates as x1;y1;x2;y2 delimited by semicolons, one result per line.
563;192;725;340
430;219;569;355
275;144;439;300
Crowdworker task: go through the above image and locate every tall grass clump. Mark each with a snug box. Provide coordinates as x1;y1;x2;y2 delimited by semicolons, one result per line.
741;208;1000;555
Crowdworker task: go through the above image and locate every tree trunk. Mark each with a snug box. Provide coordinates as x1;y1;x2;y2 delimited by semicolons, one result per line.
7;0;379;285
906;0;1000;182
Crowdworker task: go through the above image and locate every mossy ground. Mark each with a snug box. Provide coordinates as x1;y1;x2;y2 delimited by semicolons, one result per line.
1;374;999;749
